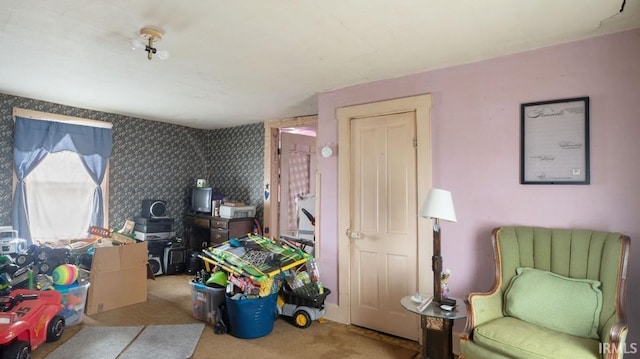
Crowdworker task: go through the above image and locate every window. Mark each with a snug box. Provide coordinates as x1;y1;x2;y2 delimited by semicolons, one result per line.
25;151;97;242
12;109;112;244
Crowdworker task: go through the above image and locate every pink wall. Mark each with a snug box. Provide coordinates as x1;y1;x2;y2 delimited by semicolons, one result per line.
317;28;640;343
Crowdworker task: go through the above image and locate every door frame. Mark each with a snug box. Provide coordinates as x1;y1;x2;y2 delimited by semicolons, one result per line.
336;94;432;324
263;115;318;240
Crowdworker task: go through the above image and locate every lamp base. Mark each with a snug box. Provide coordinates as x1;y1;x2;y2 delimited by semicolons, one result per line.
432;220;443;304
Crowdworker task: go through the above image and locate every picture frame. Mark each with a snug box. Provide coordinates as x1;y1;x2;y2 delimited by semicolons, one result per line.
520;97;590;184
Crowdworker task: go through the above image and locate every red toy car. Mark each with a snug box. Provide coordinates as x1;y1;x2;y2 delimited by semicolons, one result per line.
0;289;65;359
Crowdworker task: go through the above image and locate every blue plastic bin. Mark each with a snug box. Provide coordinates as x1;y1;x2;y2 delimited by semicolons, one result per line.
225;292;278;339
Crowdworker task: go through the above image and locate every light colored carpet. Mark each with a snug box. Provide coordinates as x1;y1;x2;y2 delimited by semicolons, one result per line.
34;275;421;359
120;324;204;359
45;324;204;359
46;326;143;359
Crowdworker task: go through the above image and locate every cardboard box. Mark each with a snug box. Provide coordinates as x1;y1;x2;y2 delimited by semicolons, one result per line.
86;241;148;315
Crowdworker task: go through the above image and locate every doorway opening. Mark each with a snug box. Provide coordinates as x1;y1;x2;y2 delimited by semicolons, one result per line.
263;115;318;243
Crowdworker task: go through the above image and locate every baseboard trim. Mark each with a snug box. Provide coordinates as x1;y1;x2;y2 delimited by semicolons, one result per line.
323;301;344;323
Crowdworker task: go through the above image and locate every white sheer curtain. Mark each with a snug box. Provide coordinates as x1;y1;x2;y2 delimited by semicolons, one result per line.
25;151;95;242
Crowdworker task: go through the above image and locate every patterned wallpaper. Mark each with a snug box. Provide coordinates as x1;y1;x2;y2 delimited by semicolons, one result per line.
0;93;264;238
209;125;265;211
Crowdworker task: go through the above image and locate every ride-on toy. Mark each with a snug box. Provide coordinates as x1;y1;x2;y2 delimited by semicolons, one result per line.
278;283;330;329
0;289;65;359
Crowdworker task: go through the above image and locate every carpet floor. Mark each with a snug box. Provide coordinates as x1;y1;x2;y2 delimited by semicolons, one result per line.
32;274;422;359
46;324;204;359
46;326;143;359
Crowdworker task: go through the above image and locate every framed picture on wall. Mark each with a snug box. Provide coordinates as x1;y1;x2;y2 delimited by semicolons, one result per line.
520;97;590;184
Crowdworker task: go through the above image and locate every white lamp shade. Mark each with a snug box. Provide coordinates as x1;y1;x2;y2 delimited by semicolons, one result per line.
419;188;457;222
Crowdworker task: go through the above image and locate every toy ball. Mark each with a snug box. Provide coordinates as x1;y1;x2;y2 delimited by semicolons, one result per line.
52;264;79;285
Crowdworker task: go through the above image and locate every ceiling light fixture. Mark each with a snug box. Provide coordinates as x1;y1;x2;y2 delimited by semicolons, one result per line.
131;27;169;61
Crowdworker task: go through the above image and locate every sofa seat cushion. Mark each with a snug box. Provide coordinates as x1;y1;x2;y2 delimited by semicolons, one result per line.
474;317;600;359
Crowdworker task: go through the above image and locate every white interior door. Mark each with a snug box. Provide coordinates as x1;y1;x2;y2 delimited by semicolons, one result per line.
348;111;419;340
279;132;316;237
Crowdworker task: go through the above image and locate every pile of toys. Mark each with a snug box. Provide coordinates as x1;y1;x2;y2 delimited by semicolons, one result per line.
0;244;71;293
0;241;94;285
0;244;91;326
0;244;88;358
192;234;331;335
0;224;138;357
199;234;312;297
0;224;141;295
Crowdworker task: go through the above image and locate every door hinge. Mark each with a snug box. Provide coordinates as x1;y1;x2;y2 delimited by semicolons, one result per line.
413;137;417;148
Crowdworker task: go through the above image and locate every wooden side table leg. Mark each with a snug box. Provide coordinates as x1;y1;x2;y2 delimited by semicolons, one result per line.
421;316;428;359
422;316;454;359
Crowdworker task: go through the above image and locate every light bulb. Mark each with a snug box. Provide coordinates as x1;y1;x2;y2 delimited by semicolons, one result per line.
156;50;170;60
131;38;146;51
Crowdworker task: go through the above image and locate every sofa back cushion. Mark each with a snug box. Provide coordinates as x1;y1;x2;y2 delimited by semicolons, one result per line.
504;267;602;339
495;226;627;336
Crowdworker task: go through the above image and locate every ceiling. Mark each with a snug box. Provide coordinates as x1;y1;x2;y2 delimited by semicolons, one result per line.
1;1;639;129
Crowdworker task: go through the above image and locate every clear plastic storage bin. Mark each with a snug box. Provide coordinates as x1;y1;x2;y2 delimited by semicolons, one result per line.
190;281;226;324
54;282;90;326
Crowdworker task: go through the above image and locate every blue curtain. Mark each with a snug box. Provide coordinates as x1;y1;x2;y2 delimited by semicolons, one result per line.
13;116;113;241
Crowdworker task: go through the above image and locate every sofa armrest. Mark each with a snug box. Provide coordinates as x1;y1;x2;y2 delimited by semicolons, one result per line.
601;314;628;359
460;290;504;341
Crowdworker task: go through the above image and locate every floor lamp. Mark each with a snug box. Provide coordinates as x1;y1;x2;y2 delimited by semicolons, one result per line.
419;188;457;304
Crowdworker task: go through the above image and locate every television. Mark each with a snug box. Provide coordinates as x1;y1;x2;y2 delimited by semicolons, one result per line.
191;187;212;214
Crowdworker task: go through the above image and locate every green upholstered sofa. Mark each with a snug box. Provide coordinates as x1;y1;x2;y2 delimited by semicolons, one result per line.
460;226;630;359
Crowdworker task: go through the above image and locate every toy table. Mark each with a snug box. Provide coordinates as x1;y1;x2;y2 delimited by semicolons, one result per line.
199;234;311;282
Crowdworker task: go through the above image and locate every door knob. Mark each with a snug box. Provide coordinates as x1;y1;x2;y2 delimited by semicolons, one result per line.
346;228;362;239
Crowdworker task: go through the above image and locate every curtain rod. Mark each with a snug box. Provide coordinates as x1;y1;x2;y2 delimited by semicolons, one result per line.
12;108;113;129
